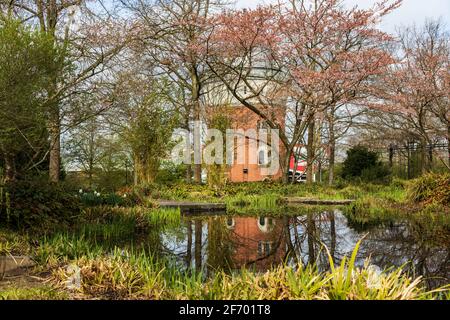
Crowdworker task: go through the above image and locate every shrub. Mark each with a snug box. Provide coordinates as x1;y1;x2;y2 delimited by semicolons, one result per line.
360;164;391;184
155;161;186;184
0;180;81;232
342;146;390;183
79;192;127;207
391;177;407;189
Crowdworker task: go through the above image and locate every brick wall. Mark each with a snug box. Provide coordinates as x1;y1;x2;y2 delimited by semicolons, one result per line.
227;106;285;182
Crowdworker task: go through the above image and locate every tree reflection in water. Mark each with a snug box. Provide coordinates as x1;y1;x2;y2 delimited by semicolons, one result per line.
157;210;449;289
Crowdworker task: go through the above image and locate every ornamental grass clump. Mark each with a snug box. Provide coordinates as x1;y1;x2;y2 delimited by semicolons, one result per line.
50;241;448;300
407;172;450;206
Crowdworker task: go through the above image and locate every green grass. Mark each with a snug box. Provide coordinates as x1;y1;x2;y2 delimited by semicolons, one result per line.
225;193;282;214
0;286;68;300
147;207;181;227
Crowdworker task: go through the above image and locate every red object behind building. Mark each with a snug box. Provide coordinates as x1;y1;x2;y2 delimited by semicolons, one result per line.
289;155;306;173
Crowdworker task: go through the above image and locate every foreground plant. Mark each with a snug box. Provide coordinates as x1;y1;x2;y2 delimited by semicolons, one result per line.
49;241;448;300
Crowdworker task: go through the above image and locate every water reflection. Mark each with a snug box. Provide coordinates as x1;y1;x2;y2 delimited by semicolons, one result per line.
158;210;449;289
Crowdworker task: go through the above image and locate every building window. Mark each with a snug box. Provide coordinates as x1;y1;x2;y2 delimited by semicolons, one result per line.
259;216;266;227
226;218;235;229
258;150;265;165
257;241;272;257
264;242;271;255
258;241;263;257
258;217;275;233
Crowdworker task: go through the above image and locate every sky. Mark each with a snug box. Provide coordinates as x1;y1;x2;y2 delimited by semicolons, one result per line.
235;0;450;33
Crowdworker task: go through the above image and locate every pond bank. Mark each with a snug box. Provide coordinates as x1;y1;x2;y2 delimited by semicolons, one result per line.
1;179;449;300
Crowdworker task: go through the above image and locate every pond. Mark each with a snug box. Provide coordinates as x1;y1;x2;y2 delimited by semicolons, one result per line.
151;209;449;290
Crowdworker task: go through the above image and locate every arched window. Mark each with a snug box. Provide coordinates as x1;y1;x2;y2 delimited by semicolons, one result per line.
259;216;266;227
257;217;275;233
226;218;235;229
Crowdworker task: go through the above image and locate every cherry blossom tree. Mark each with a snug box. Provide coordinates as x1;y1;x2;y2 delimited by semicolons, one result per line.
371;20;450;171
121;0;230;183
204;0;400;183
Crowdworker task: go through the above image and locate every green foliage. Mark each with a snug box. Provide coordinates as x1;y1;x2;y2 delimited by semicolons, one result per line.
0;228;30;256
360;164;392;184
155;161;186;184
225;193;282;214
119;83;180;185
0;286;68;300
342;146;390;183
206;107;232;188
79;191;131;207
0;18;66;179
0;180;81;232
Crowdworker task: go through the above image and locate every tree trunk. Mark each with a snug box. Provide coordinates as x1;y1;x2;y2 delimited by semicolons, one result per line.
192;71;202;184
47;6;61;184
328;143;335;187
306;213;316;263
306;119;315;184
133;156;139;186
193;162;202;183
389;144;394;168
329;211;336;262
420;139;427;174
185;164;192;183
88;126;94;188
194;220;202;270
448;124;450;168
428;144;433;170
328;111;335;186
183;117;192;183
407;142;411;179
49;113;61;183
282;151;291;184
186;219;192;266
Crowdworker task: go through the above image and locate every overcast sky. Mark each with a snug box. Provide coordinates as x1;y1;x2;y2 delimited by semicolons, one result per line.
235;0;450;33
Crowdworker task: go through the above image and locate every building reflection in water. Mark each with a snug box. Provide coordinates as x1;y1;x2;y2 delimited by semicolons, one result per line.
225;216;287;271
179;211;449;289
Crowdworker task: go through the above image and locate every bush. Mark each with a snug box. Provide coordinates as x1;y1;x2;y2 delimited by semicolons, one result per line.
391;177;407;189
0;180;82;232
407;172;450;206
360;164;391;184
155;162;186;184
79;192;128;207
342;146;390;183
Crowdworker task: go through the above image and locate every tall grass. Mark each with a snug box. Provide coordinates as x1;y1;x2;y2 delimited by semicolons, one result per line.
407;172;450;206
225;193;282;214
147;208;181;227
49;240;448;300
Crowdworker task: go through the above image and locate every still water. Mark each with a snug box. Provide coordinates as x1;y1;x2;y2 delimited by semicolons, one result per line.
153;210;449;289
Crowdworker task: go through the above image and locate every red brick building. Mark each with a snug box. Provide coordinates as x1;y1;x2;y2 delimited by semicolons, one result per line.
225;106;285;182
